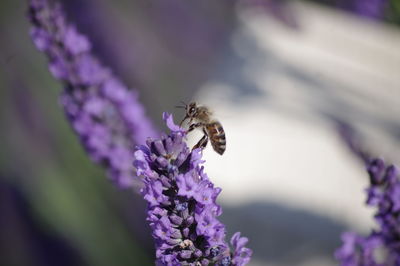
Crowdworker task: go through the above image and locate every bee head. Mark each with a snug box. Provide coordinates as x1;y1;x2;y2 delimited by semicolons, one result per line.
186;102;197;118
177;101;198;127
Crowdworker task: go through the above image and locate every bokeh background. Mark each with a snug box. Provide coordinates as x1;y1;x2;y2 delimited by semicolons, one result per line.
1;0;399;265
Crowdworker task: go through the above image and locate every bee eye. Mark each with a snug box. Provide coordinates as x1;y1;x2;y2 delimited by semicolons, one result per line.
189;107;195;113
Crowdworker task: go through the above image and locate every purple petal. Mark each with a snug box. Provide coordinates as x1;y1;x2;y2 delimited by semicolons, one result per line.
163;112;185;133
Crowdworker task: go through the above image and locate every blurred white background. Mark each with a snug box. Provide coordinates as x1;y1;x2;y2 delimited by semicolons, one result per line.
186;2;400;265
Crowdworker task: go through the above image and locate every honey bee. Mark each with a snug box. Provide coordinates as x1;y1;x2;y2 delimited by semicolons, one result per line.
177;102;226;155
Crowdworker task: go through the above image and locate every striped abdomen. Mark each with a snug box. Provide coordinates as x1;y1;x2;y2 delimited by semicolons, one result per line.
206;121;226;155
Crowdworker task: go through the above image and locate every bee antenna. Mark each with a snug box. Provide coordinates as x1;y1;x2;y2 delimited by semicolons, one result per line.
175;100;188;109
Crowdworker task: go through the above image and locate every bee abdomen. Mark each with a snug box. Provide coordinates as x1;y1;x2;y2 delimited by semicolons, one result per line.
206;122;226;155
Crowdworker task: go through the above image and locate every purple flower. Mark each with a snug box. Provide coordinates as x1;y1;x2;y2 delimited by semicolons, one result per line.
231;232;252;266
336;120;370;163
353;0;388;19
134;113;252;265
28;0;157;187
335;232;385;266
336;158;400;265
335;0;388;20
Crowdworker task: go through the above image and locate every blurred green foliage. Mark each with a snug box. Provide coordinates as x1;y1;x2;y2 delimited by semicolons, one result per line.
388;0;400;24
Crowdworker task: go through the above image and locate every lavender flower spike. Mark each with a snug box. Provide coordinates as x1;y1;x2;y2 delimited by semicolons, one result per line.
28;0;157;187
134;113;252;265
336;158;400;265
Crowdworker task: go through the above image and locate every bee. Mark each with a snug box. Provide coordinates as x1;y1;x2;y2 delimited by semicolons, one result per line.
177;102;226;155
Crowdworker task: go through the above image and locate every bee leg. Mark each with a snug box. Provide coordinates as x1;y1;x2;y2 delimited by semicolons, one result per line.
187;122;204;133
192;134;208;151
179;116;188;127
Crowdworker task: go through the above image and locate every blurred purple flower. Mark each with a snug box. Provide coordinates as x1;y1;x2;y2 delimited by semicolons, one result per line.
335;232;385;266
237;0;299;29
133;113;252;265
336;120;370;163
336;0;388;19
28;0;157;188
353;0;388;19
336;158;400;265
